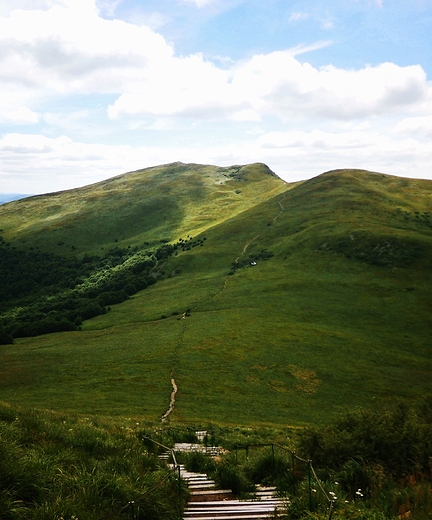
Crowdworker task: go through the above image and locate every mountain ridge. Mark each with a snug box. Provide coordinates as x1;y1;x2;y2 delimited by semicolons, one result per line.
0;162;287;256
0;163;431;426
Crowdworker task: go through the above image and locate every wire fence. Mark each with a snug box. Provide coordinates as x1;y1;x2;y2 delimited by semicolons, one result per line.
233;442;336;520
97;436;184;520
97;437;337;520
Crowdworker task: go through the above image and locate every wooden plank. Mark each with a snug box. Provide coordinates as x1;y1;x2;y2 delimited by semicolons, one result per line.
189;489;233;495
184;513;282;520
184;507;277;518
185;504;282;510
187;501;283;507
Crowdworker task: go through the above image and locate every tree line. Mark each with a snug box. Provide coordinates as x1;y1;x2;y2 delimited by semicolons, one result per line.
0;235;203;344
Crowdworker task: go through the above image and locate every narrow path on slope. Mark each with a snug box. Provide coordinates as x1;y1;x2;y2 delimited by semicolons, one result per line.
160;190;288;422
234;191;287;264
161;317;186;422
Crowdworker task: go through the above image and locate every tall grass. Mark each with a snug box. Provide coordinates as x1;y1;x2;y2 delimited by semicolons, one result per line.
0;402;185;519
179;400;432;519
0;168;431;427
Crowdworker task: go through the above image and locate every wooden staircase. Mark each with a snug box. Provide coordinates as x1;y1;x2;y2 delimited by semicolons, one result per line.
178;465;289;520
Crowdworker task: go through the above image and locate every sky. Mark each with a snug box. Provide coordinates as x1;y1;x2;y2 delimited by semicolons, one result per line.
0;0;431;195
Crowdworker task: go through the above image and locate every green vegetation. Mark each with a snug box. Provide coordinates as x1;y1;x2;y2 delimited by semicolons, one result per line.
0;162;284;256
0;402;186;520
3;399;431;519
0;165;431;428
0;236;202;340
294;399;432;519
176;400;432;519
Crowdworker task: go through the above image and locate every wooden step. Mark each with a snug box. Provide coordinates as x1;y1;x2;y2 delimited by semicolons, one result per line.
180;467;288;518
189;489;233;496
189;490;235;502
186;506;284;512
187;500;284;507
183;507;282;519
187;513;282;520
183;476;215;482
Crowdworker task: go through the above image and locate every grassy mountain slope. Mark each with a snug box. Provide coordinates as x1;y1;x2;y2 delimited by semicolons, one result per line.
0;167;431;427
0;162;286;256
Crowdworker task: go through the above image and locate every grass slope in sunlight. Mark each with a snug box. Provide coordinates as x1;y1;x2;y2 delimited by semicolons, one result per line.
0;168;431;427
0;162;286;256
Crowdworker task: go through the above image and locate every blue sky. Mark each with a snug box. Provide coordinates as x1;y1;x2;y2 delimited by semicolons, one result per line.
0;0;431;194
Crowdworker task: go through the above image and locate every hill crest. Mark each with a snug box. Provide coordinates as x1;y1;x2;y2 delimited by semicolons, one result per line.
0;162;286;256
0;163;431;426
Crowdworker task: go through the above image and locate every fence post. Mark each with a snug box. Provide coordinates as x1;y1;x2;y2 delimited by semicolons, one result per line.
308;460;313;512
327;500;334;520
178;463;182;520
271;444;275;477
129;501;136;520
292;452;296;496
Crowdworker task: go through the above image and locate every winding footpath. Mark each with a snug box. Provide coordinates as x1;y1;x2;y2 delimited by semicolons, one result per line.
160;190;288;422
161;378;178;422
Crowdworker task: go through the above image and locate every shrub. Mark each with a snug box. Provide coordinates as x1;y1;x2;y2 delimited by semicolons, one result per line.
183;451;217;474
212;460;254;497
297;403;432;479
0;326;13;344
245;451;290;485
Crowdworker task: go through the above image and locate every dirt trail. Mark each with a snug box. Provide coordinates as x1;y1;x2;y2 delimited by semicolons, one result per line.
234;191;287;264
160;190;287;422
161;378;178;422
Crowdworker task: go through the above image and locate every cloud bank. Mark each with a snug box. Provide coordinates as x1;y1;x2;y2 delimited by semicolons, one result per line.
0;0;431;193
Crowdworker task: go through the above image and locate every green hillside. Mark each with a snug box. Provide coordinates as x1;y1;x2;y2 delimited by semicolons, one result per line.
0;162;286;256
0;165;431;427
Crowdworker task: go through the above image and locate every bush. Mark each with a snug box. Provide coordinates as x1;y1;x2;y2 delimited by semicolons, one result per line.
245;451;291;486
213;461;254;497
297;403;432;479
183;451;217;474
0;239;186;340
0;326;13;344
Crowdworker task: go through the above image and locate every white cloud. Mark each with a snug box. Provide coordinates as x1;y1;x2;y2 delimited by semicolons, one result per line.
0;1;173;96
233;55;428;122
289;41;334;56
289;11;334;29
181;0;219;7
355;0;383;7
0;1;56;16
393;115;432;138
289;12;309;22
0;1;431;194
1;128;431;195
96;0;124;18
108;47;429;123
0;2;428;126
321;18;334;29
0;133;132;192
0;88;41;125
108;52;235;119
251;129;431;180
0;107;39;125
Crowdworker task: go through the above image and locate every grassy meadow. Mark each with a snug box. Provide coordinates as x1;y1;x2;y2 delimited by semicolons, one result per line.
0;166;431;428
0;162;286;256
